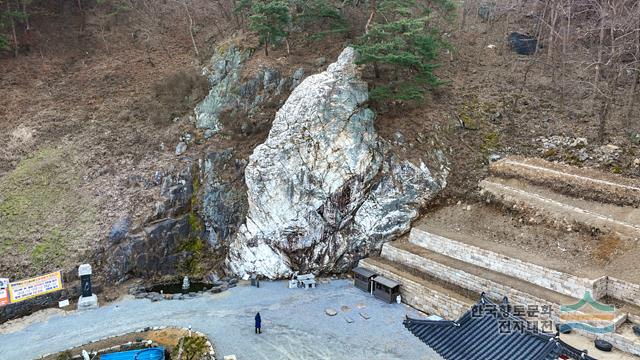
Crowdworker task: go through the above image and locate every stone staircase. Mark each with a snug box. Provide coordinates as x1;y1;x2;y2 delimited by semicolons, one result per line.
359;157;640;356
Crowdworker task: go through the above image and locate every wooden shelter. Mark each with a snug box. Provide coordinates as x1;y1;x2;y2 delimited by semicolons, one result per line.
352;267;377;292
372;276;400;303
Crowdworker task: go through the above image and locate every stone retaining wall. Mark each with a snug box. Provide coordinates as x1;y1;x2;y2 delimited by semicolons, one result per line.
359;259;471;320
381;244;559;320
410;228;604;300
490;157;640;207
573;328;640;356
364;244;640;356
607;277;640;307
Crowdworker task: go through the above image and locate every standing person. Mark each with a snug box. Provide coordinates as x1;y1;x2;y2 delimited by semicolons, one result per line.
255;312;262;334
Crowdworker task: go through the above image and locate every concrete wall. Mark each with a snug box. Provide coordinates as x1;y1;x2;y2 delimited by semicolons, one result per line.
359;259;471;320
410;228;603;300
607;277;640;307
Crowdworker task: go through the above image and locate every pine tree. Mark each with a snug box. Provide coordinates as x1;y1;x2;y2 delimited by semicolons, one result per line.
354;0;454;101
0;0;28;56
294;0;349;39
248;0;290;56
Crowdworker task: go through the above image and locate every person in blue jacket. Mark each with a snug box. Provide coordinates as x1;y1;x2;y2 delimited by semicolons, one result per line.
255;312;262;334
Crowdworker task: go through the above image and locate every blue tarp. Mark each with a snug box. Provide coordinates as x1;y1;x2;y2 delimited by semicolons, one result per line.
100;347;165;360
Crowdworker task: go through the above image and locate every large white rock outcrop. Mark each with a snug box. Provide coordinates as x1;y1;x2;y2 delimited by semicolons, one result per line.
226;48;447;278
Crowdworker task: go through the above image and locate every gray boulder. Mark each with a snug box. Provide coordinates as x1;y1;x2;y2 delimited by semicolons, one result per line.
175;142;187;156
226;48;447;278
109;217;131;244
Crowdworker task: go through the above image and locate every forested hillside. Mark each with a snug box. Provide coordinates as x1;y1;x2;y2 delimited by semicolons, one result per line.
1;0;639;282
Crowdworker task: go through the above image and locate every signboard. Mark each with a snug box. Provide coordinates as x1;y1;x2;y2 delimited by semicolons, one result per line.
0;288;8;306
8;271;63;303
0;278;9;306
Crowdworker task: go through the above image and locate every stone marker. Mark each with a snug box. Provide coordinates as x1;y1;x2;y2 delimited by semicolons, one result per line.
77;264;99;311
359;312;370;320
344;316;354;324
325;308;338;316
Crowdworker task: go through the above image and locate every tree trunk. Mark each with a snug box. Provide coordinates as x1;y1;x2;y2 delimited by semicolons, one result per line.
598;9;619;144
22;0;30;30
183;0;199;57
547;2;558;61
532;0;550;57
364;0;377;35
597;65;617;143
592;9;606;114
597;97;610;143
560;0;571;110
264;36;269;56
460;2;468;31
627;9;640;123
8;0;18;57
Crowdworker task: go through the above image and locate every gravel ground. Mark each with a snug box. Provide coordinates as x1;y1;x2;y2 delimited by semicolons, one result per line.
0;280;441;360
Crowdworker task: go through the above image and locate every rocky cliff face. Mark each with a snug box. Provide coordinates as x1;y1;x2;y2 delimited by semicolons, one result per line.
99;47;446;282
194;41;304;136
99;41;303;282
226;48;448;278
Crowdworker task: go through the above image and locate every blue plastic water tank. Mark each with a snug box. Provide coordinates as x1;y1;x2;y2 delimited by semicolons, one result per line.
99;347;165;360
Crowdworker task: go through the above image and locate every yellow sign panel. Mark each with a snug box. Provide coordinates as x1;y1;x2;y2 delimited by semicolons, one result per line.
8;271;63;303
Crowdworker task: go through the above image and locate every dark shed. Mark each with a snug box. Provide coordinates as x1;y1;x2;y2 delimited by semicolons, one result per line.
352;267;377;292
372;276;400;303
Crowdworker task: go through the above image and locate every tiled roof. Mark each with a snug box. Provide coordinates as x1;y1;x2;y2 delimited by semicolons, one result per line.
404;295;596;360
